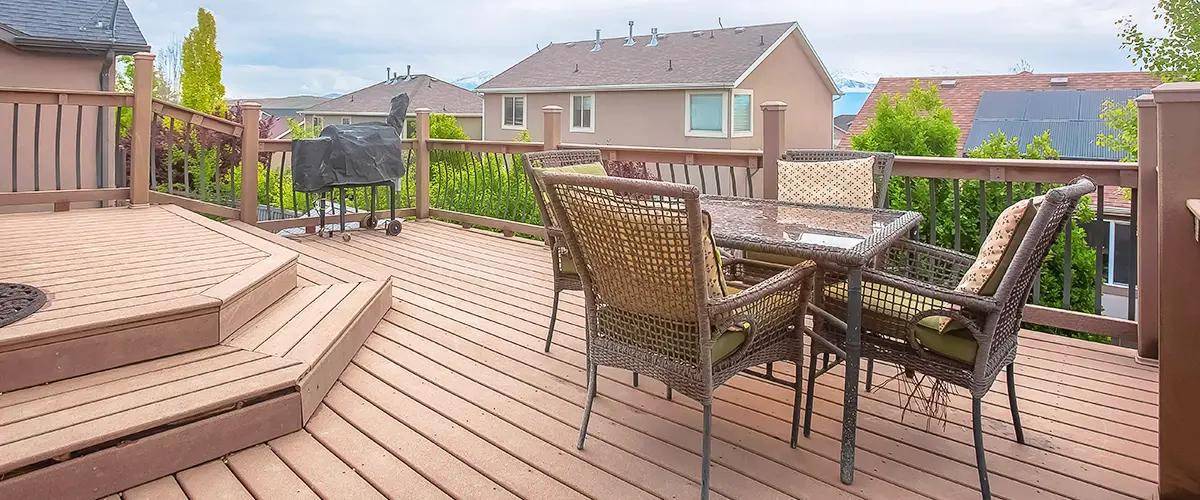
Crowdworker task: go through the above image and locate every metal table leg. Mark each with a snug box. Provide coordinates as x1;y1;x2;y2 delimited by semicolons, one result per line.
839;266;863;484
338;188;346;235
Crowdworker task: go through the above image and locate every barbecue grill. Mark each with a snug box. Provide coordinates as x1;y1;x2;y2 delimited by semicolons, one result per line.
291;93;410;240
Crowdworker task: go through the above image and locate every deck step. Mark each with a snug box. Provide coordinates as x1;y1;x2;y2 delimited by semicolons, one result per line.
223;279;393;422
0;279;392;500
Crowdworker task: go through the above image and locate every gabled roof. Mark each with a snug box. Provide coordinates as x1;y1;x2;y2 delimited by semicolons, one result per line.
0;0;149;54
839;71;1161;152
476;21;838;94
833;114;855;132
227;95;330;111
302;75;482;116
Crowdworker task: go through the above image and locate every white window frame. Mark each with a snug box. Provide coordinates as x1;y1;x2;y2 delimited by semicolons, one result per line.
731;89;754;138
684;90;728;138
309;115;323;132
569;93;595;133
502;94;527;130
1107;219;1131;287
341;116;352;125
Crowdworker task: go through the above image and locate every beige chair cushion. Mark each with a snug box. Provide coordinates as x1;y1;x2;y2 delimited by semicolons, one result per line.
778;156;876;209
956;197;1040;297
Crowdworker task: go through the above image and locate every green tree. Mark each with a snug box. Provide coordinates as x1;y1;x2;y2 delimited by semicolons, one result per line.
429;114;470;139
849;81;960;157
286;118;319;139
180;8;226;115
1096;98;1139;161
1119;0;1200;82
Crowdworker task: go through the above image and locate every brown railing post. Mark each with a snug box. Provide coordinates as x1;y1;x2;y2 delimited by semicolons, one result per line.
1152;82;1200;499
415;108;431;219
239;102;261;224
760;101;787;200
542;105;563;151
129;52;155;207
1135;94;1159;362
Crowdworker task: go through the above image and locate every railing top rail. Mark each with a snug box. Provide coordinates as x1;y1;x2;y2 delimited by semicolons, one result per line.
0;87;133;107
892;155;1138;187
560;142;764;158
427;139;546;154
152;98;244;136
560;142;762;167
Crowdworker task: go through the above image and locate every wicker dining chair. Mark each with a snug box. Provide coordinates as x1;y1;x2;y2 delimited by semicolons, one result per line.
541;172;817;500
522;149;604;352
802;177;1096;500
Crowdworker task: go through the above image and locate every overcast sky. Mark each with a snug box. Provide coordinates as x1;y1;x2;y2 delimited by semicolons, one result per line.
124;0;1161;98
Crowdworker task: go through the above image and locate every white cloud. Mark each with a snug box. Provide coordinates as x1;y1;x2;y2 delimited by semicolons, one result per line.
125;0;1161;98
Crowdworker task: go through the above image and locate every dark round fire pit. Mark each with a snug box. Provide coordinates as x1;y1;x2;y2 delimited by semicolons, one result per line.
0;283;46;328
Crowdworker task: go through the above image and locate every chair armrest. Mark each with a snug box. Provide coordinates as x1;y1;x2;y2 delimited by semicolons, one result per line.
709;260;815;316
880;240;976;290
861;268;1000;313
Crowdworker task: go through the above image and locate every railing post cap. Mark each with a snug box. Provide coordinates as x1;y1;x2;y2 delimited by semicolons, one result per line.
240;101;262;109
133;52;155;60
1152;82;1200;103
760;101;788;111
1135;94;1155;107
542;105;564;113
414;108;432;114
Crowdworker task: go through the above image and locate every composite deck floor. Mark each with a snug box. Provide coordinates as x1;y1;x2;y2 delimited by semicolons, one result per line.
125;220;1158;500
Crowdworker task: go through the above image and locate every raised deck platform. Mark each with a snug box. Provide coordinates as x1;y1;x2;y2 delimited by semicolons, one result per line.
0;205;297;391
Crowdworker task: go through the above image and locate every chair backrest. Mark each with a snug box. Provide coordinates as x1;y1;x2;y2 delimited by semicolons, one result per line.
780;149;895;208
986;177;1096;361
522;149;603;231
541;172;713;365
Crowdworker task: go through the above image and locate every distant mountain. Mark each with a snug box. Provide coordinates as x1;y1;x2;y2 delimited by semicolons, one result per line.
452;71;494;91
831;69;879;94
321;92;343;98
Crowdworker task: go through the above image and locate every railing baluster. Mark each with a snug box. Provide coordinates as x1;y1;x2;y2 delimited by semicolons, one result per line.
697;164;707;194
1032;182;1043;303
74;105;83;189
1063;217;1073;309
184;123;192;195
1128;187;1138;321
54;104;62;190
1094;186;1106;314
263;150;272;219
10;104;17;192
904;177;915;240
683;162;692;187
668;163;678;183
928;177;937;244
167;117;175;194
979;180;988;245
953;179;961;251
727;165;736;196
149;112;156;190
32;104;40;191
200;146;209;202
1006;181;1013;206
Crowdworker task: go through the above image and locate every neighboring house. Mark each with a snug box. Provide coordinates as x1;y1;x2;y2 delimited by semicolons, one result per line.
299;72;483;139
226;95;330;139
476;22;840;149
0;0;148;204
841;71;1160;320
833;113;854;147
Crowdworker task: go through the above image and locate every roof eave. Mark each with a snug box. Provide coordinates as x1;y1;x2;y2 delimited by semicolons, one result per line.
477;82;735;93
9;35;149;55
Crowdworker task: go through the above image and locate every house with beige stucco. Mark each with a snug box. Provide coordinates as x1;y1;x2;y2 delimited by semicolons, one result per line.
0;0;148;204
477;21;841;150
298;70;484;139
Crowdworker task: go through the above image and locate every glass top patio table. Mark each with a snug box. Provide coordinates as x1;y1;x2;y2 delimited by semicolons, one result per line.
700;195;923;266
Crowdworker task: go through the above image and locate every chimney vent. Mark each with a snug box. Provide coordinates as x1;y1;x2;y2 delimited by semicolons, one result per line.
624;21;635;46
668;59;673;71
939;79;957;88
386;66;391;83
591;29;602;51
647;28;659;47
1049;76;1069;86
406;65;411;80
759;35;765;46
574;63;579;73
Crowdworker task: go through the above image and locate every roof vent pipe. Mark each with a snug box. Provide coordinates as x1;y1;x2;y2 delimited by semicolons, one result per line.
591;29;602;51
624;21;635;46
406;65;411;79
759;35;765;46
647;28;659;47
386;67;392;83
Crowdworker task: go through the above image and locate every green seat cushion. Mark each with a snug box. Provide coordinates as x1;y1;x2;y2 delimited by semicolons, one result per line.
744;250;808;267
713;329;746;361
559;251;577;274
824;282;977;364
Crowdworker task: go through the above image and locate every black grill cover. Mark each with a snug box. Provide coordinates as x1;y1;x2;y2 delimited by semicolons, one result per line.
291;93;410;193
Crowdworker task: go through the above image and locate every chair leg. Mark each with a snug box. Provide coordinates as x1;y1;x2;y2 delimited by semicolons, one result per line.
1007;363;1025;444
865;358;875;392
577;363;597;450
790;360;804;448
822;352;830;370
545;289;562;353
972;397;992;500
701;403;713;500
633;372;639;387
803;347;818;438
667;387;673;400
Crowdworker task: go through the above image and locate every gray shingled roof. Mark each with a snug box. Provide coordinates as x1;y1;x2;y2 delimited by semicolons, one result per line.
302;75;482;115
963;89;1151;161
226;96;331;112
477;22;834;92
0;0;148;53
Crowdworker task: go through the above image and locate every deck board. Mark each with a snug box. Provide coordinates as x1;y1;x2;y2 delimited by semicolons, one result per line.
128;219;1156;500
175;460;255;500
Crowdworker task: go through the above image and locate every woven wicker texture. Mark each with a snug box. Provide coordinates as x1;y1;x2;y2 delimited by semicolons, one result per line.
778;157;876;209
781;149;895;209
811;177;1096;398
541;172;816;404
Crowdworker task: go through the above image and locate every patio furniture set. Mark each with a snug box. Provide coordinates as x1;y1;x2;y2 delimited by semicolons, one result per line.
523;149;1095;500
